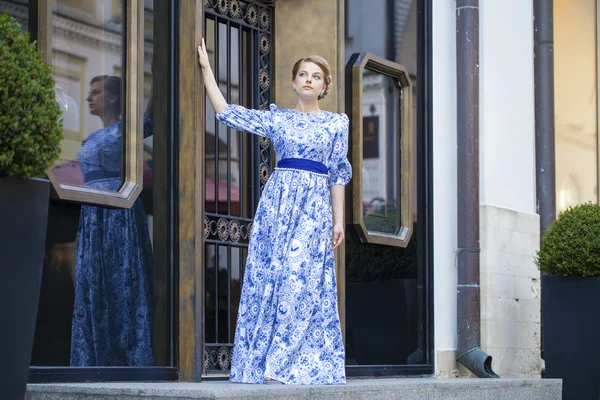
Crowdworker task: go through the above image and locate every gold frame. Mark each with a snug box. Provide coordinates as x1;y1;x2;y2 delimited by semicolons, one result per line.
41;0;145;208
349;52;414;247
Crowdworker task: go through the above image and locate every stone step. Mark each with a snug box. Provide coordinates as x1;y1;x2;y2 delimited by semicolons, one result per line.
26;378;562;400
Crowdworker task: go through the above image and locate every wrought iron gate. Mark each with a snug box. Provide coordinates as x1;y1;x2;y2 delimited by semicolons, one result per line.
203;0;274;375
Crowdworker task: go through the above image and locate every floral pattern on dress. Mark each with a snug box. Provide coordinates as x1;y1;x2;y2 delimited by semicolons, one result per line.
216;104;351;385
70;120;154;367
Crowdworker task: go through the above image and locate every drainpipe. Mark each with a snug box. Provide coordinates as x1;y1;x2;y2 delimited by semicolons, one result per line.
533;0;555;365
533;2;556;236
455;0;499;378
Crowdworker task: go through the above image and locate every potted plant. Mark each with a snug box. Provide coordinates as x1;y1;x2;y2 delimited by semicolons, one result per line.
536;202;600;400
0;12;62;400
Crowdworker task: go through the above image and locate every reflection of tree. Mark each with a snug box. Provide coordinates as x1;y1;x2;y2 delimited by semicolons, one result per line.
363;198;399;235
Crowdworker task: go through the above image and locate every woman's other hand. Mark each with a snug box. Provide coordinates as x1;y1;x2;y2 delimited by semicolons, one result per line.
332;222;345;250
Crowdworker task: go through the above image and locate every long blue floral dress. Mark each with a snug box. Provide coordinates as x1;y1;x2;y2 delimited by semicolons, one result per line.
216;104;352;385
70;120;154;366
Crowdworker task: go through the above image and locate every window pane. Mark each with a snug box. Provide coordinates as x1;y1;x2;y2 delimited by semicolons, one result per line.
49;0;125;193
345;0;422;366
31;0;171;367
554;0;598;212
362;70;402;236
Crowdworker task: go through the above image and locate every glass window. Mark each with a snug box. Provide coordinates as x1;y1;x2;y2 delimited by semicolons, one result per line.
554;0;598;212
41;0;145;208
49;0;126;191
362;72;402;235
351;58;414;246
31;0;171;368
345;0;423;367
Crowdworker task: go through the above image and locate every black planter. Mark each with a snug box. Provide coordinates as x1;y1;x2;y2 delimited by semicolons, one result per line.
0;177;50;400
542;275;600;400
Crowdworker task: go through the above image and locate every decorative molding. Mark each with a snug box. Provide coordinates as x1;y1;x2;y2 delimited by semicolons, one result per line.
0;1;153;60
0;2;28;28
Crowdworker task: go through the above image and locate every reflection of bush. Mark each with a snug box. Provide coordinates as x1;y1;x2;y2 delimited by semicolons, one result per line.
364;212;398;234
346;222;418;283
363;199;401;235
0;12;62;177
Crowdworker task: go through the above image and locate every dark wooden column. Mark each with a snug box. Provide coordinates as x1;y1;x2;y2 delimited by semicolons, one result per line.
178;0;205;381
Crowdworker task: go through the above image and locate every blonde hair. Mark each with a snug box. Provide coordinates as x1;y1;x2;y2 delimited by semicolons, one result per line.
292;55;332;100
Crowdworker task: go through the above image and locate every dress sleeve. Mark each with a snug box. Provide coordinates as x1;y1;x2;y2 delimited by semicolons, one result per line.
328;113;353;187
215;103;277;138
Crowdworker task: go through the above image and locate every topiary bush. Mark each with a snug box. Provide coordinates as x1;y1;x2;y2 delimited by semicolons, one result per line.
536;202;600;277
0;12;62;178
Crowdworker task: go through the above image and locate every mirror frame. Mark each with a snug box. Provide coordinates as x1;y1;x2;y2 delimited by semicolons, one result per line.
348;52;414;247
40;0;145;208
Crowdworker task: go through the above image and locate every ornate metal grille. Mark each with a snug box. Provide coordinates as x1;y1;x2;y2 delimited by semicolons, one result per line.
203;0;273;375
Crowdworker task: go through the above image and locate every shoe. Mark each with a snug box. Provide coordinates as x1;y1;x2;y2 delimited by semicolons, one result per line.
264;377;283;385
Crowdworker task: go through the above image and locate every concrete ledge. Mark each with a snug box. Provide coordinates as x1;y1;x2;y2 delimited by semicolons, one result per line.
27;378;562;400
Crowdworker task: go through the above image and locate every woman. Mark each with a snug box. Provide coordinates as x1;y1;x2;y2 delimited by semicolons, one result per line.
70;75;154;366
198;40;352;385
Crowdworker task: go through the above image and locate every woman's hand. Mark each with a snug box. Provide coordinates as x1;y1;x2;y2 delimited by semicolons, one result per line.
197;38;226;113
197;38;211;71
332;222;345;250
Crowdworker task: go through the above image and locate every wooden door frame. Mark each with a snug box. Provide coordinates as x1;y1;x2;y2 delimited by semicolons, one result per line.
177;0;205;382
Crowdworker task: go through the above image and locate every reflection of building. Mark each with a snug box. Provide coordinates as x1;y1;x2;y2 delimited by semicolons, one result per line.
361;72;389;205
0;0;569;395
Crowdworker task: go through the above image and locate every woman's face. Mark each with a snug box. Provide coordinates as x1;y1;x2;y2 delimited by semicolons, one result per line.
87;80;117;117
293;62;326;99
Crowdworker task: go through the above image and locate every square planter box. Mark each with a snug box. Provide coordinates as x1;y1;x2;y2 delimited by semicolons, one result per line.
0;178;50;400
542;275;600;400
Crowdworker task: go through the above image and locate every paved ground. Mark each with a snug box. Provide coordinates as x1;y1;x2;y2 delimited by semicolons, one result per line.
27;377;562;399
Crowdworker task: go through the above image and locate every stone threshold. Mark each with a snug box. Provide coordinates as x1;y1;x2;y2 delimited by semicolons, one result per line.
27;378;562;400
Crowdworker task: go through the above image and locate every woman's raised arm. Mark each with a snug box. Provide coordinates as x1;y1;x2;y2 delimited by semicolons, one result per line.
198;38;226;114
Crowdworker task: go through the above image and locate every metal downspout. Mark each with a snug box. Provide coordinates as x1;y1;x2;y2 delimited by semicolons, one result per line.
533;0;556;366
533;2;556;236
455;0;499;378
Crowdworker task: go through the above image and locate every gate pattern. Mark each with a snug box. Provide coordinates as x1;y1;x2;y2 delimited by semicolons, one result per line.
203;0;274;374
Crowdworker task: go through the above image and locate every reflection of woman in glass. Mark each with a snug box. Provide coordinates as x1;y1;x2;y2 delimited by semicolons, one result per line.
198;41;352;384
70;75;154;366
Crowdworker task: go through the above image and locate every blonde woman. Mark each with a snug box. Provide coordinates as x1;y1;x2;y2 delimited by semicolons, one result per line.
198;40;351;385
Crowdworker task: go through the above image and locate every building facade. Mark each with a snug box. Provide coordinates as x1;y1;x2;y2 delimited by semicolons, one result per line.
0;0;587;383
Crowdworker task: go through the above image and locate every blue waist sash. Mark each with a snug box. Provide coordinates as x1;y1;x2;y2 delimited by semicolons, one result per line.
276;158;328;175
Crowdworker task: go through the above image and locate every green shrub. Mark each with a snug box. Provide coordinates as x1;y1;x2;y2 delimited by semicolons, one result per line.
0;12;62;178
536;202;600;277
346;223;418;283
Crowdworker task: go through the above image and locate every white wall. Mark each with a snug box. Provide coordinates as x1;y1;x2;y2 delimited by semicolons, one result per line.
478;0;541;378
432;0;458;376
